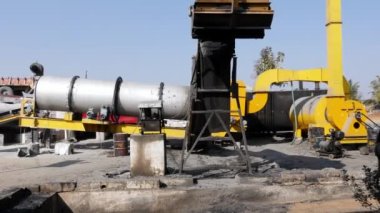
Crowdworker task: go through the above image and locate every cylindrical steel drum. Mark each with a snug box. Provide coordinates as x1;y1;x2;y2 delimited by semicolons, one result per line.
34;76;190;119
117;81;189;119
289;95;327;130
35;76;73;112
113;133;129;157
71;78;116;113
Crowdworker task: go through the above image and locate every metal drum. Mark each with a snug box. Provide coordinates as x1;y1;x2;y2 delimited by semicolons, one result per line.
117;81;189;119
34;76;190;120
113;133;129;157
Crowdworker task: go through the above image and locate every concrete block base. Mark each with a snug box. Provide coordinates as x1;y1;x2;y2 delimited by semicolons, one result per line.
96;132;106;142
130;134;166;177
54;142;74;155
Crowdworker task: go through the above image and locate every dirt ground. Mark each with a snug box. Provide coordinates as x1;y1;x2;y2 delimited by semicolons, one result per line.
0;135;378;212
0;136;377;188
369;110;380;124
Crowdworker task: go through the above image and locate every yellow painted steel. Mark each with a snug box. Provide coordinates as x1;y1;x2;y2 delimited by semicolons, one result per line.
325;0;347;129
0;114;19;124
289;95;368;144
326;0;344;97
293;96;329;131
19;117;186;138
229;80;247;133
247;68;351;114
324;0;367;144
287;0;368;145
17;98;186;138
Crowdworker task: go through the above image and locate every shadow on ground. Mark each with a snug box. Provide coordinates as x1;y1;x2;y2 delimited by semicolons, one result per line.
74;141;113;150
177;143;345;176
0;148;19;153
45;160;86;168
252;149;345;170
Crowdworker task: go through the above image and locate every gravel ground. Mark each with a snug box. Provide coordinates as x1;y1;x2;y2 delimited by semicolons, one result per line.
0;135;377;191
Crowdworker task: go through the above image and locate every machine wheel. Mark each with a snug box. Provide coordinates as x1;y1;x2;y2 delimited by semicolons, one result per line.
359;145;370;155
0;86;14;96
328;154;335;159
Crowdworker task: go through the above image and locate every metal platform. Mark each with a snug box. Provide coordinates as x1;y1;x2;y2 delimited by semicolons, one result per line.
191;0;274;39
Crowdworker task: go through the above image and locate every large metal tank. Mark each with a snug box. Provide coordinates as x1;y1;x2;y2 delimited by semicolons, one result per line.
246;90;326;133
35;76;190;120
288;94;369;145
117;82;189;120
289;95;328;130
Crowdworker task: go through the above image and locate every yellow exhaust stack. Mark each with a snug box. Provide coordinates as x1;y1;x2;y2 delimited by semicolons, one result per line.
326;0;345;97
324;0;367;140
284;0;369;145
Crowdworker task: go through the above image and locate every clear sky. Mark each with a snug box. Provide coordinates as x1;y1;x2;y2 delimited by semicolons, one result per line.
0;1;379;99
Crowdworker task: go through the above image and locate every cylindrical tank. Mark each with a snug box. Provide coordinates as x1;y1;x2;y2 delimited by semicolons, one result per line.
35;76;74;112
289;95;328;130
117;82;189;119
246;90;327;133
289;96;315;130
71;78;117;113
35;76;190;120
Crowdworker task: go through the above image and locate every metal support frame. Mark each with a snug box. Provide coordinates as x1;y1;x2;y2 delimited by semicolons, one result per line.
179;109;252;174
180;52;252;174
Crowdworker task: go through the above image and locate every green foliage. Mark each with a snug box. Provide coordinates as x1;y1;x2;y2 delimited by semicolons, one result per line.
363;99;377;106
370;76;380;103
348;79;362;101
343;166;380;211
254;46;285;76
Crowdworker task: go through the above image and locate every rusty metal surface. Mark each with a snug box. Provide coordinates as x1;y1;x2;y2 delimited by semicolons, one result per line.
113;133;128;157
0;77;34;87
191;0;274;39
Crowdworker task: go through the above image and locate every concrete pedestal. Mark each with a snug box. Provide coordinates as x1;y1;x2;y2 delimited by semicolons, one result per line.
54;142;74;155
20;132;33;144
0;134;4;146
96;132;106;142
130;134;166;177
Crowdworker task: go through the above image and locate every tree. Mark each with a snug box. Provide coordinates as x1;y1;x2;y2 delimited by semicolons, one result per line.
254;46;285;77
370;75;380;103
348;79;362;101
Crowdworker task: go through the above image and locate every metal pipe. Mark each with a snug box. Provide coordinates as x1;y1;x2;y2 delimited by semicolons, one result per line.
0;103;20;114
35;76;190;120
326;0;345;97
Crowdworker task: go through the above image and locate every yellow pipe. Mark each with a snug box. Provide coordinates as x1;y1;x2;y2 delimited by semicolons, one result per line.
247;68;351;114
325;0;346;128
326;0;345;97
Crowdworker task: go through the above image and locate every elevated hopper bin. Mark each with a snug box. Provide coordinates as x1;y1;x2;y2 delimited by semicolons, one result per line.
191;0;274;39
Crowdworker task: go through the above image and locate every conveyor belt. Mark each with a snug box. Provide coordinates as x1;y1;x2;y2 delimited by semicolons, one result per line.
0;110;20;125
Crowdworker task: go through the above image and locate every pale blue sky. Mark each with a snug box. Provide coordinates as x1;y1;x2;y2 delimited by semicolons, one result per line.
0;1;379;98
